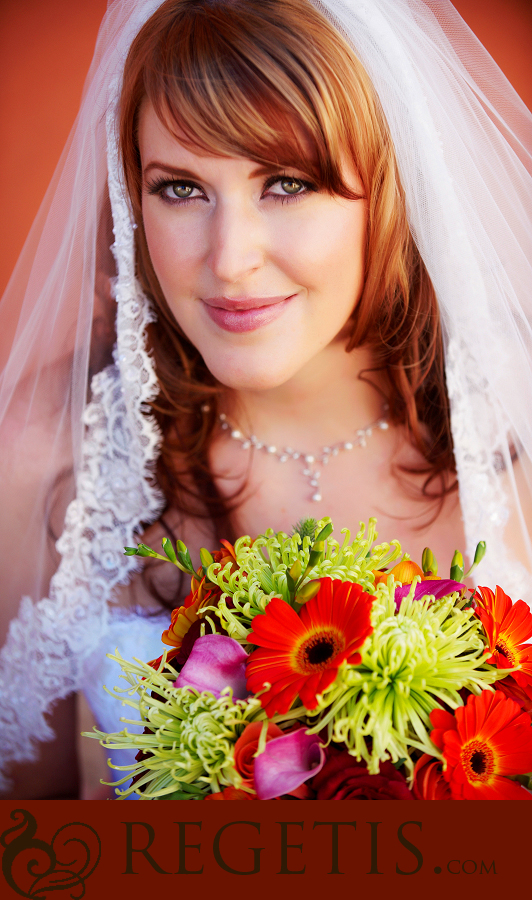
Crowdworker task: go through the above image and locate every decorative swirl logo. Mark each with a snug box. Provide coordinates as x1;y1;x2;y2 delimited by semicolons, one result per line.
1;809;101;898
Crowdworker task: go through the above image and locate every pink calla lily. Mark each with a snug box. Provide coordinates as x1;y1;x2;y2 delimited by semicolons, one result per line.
253;728;325;800
394;578;465;610
175;634;249;699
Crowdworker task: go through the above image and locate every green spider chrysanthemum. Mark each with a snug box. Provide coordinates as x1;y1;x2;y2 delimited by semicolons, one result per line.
84;651;262;799
304;587;505;774
204;518;401;641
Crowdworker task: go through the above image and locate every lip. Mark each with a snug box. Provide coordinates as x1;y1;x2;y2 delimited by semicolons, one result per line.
202;294;296;333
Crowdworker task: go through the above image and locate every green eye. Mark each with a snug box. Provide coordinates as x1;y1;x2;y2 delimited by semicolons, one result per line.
281;178;303;194
171;183;194;198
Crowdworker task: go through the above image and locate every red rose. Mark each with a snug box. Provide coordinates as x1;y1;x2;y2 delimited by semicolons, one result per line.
311;750;413;800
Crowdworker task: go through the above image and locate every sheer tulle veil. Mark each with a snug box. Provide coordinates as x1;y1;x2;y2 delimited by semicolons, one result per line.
1;0;531;786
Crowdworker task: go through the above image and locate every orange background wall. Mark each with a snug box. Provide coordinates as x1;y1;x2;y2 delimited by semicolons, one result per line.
1;0;531;296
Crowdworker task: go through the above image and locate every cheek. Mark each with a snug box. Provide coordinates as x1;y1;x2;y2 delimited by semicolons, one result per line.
275;204;367;307
142;205;203;296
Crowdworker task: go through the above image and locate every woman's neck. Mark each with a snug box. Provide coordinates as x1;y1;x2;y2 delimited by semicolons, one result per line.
222;338;386;454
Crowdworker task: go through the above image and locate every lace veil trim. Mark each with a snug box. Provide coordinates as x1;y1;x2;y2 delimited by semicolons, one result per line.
0;97;163;791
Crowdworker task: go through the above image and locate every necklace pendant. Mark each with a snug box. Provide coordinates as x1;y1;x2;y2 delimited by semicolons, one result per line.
219;409;388;509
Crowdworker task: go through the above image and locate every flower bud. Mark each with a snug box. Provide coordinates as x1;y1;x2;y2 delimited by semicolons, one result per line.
294;580;321;608
473;541;486;567
421;547;438;577
135;543;159;558
162;537;177;564
314;521;333;543
289;559;302;581
200;547;214;568
175;540;194;573
450;550;464;582
464;541;487;578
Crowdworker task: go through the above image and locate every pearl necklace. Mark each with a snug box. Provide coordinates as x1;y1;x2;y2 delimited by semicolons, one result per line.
217;409;389;503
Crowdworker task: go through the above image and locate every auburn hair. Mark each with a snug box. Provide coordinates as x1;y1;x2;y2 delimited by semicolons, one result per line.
119;0;456;553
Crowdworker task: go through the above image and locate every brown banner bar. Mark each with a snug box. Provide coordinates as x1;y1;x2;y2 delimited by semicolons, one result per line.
1;800;529;896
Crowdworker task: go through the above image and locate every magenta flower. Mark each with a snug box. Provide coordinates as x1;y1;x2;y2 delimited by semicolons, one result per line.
253;728;325;800
175;634;249;699
394;578;465;610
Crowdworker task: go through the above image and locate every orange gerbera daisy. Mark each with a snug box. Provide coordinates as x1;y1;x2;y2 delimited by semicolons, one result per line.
147;596;203;669
161;598;202;649
148;578;213;668
474;585;532;686
148;539;239;669
245;577;373;716
430;690;532;800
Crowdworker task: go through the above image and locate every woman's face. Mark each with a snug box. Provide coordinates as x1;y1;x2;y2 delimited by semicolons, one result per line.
139;101;368;391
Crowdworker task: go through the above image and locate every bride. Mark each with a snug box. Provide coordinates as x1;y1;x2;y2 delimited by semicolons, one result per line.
1;0;531;799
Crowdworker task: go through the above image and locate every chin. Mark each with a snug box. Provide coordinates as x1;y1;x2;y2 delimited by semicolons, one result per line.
201;349;299;392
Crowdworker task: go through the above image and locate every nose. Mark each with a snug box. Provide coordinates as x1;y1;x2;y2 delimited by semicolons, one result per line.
206;197;266;284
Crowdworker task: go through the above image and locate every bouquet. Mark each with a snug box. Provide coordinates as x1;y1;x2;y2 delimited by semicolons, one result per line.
86;518;532;800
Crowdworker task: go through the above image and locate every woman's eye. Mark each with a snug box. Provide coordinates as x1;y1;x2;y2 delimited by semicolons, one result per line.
146;177;205;203
263;175;316;202
164;182;199;200
280;177;304;194
270;177;306;196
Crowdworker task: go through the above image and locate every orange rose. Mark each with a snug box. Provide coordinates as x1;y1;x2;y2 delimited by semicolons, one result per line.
205;787;255;800
234;721;284;788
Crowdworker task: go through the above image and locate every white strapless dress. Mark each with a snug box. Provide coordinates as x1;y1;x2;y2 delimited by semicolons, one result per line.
81;606;169;779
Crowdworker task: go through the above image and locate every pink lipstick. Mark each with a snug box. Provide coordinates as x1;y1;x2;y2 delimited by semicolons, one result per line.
202;294;295;333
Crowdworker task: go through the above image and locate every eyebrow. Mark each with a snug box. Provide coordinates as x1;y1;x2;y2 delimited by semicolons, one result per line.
142;161;301;181
143;163;200;180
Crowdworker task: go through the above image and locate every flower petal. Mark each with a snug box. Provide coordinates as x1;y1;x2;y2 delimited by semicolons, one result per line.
175;634;249;699
253;729;325;800
395;578;465;609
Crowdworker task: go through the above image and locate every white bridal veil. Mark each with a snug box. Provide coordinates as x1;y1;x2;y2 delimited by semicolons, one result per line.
0;0;531;788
